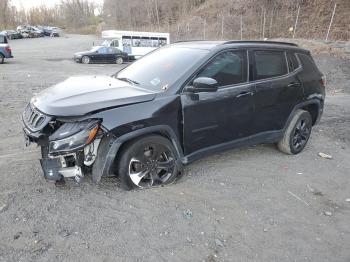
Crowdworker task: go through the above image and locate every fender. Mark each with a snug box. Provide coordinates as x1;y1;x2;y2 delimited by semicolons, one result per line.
283;98;323;132
92;125;184;183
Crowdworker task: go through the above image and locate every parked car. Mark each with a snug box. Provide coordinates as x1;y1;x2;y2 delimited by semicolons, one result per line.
17;25;44;38
22;41;325;189
0;34;13;63
36;26;61;37
74;46;128;64
0;30;23;40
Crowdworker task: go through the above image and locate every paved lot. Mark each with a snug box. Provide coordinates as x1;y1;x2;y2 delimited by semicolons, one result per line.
0;35;349;262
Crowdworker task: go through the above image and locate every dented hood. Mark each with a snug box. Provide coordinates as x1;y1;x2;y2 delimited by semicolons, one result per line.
32;75;156;116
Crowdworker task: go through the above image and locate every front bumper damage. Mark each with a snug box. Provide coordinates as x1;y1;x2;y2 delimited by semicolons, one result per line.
40;151;85;182
40;157;83;181
22;104;107;183
25;129;104;183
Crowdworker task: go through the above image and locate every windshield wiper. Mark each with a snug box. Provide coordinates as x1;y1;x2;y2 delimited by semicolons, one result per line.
116;77;139;85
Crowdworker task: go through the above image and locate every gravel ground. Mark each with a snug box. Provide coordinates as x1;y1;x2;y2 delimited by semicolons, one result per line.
0;35;349;262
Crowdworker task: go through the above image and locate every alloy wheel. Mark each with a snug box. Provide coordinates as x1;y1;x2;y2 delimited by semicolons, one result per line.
116;57;123;64
292;118;310;150
128;144;175;188
82;56;90;64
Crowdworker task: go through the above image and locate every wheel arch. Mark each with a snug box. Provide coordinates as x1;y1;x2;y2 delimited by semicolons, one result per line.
301;103;320;125
283;99;323;131
92;125;184;183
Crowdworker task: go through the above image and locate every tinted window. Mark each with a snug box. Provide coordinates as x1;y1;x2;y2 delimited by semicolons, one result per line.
297;53;318;73
117;47;208;91
254;50;288;80
197;51;247;86
297;53;321;78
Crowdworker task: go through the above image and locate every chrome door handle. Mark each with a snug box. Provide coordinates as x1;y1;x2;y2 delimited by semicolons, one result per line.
236;91;254;98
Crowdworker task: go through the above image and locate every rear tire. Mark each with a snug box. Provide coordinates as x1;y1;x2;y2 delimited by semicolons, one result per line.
117;135;182;190
81;56;90;64
278;109;312;155
116;57;123;65
0;54;4;64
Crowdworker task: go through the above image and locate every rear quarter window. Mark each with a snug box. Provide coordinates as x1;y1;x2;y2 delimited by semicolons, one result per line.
297;53;320;75
287;52;300;71
254;50;288;80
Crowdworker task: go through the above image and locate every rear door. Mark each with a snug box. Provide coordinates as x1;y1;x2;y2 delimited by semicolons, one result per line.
181;50;255;155
250;49;303;133
105;47;117;63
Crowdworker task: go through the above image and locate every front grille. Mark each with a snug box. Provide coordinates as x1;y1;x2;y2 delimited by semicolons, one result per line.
23;104;51;132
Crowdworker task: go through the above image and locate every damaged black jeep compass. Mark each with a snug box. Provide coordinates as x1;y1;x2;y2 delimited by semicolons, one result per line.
22;41;325;190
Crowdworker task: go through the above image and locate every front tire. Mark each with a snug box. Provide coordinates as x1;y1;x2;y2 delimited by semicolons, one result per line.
117;135;181;190
81;56;90;64
278;109;312;155
0;54;4;64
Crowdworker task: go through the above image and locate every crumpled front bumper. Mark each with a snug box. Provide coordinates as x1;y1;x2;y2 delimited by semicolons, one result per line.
24;127;85;182
40;158;63;181
40;157;83;182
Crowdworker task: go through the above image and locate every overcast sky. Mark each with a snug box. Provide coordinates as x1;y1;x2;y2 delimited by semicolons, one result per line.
12;0;103;9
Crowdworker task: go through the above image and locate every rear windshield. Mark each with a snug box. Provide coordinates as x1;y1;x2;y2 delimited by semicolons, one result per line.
0;35;8;44
116;47;208;91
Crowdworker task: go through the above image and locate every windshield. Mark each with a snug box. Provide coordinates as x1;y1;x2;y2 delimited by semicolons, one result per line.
116;47;208;91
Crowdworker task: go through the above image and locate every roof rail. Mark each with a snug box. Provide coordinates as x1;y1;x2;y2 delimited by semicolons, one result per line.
173;40;214;43
222;40;298;47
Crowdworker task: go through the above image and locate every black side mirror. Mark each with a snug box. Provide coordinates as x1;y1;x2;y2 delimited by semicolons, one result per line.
185;77;218;93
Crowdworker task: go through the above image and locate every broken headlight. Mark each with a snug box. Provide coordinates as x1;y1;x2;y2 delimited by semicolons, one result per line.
49;120;100;154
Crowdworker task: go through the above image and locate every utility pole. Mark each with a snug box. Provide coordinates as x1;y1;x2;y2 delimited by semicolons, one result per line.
203;19;206;39
187;22;190;40
262;8;266;39
155;0;160;32
221;16;224;39
326;3;337;41
293;4;300;38
240;14;243;40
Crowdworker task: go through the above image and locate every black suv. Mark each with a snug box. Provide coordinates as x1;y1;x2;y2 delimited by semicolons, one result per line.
22;41;325;190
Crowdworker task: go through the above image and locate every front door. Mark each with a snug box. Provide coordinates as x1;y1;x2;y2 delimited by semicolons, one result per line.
181;50;255;155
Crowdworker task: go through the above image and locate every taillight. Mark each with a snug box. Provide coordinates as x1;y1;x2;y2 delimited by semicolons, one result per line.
5;47;11;53
320;76;326;86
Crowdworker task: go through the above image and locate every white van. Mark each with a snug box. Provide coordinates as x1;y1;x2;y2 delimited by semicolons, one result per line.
101;30;170;59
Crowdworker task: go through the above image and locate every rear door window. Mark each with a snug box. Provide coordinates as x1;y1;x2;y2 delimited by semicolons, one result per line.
253;50;288;80
197;50;247;87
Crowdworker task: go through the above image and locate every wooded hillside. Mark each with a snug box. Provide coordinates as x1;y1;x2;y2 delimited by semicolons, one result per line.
1;0;349;41
102;0;350;41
